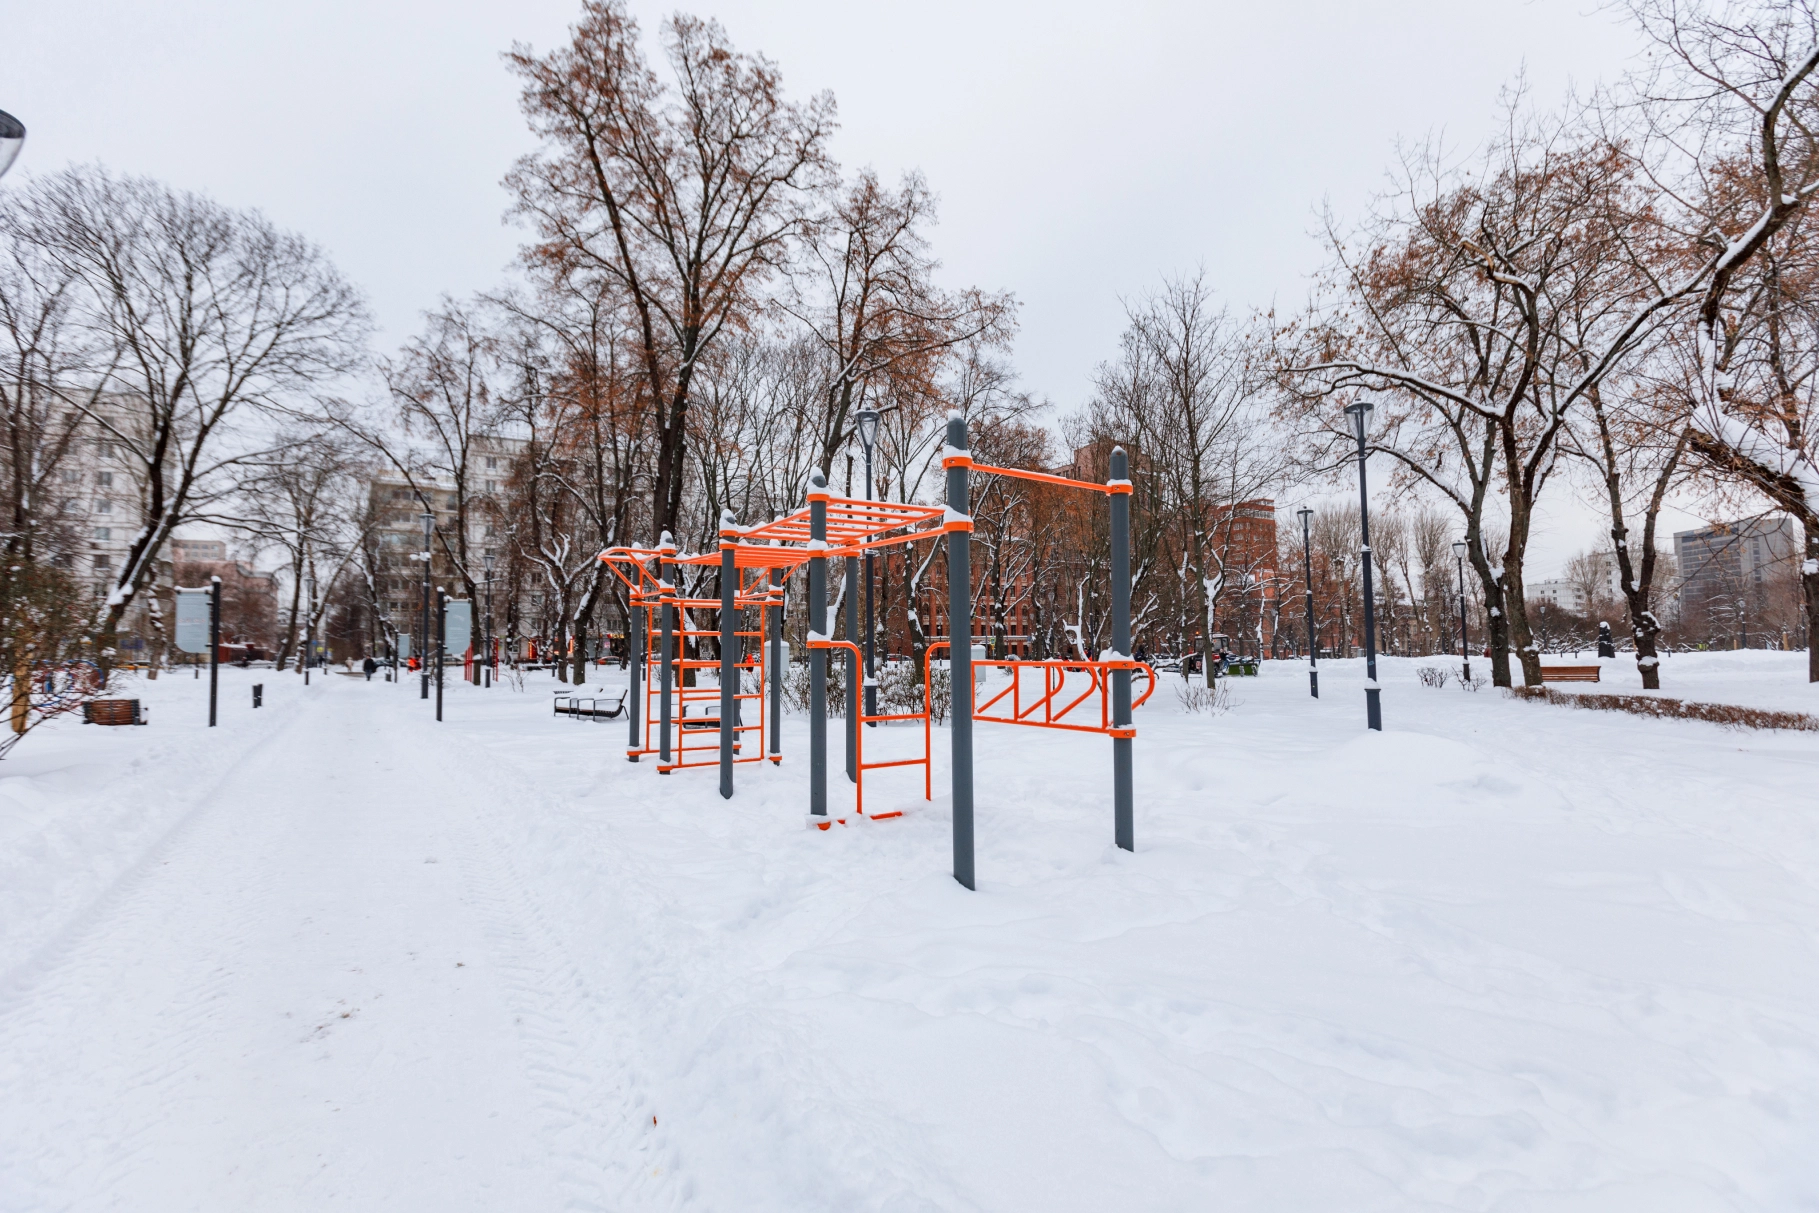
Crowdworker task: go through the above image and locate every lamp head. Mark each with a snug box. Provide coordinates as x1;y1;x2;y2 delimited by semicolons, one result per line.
854;407;881;454
1452;540;1468;558
483;552;495;575
0;110;23;179
420;510;434;539
1296;506;1313;524
1344;399;1373;442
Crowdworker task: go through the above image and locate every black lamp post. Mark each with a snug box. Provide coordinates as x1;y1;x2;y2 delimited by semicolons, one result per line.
0;111;24;179
1452;539;1472;683
1345;400;1382;731
303;571;315;685
854;406;881;725
419;509;434;700
1297;505;1317;697
483;552;496;689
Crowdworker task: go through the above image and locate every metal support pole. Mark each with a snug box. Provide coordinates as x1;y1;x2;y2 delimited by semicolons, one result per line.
420;547;431;701
845;554;859;783
435;587;446;723
1457;554;1473;683
627;585;642;760
1109;447;1134;852
718;510;737;800
1352;416;1382;731
944;414;975;889
1301;508;1318;698
659;533;675;768
208;576;220;727
768;565;783;761
808;472;829;820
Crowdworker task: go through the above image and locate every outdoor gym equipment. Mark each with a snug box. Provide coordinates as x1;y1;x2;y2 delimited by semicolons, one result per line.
595;414;1152;889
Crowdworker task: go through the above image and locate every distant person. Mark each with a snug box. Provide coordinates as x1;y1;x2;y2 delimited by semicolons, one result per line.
362;656;377;681
1133;642;1148;665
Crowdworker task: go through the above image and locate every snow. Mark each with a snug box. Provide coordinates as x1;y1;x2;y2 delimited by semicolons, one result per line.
2;655;1818;1209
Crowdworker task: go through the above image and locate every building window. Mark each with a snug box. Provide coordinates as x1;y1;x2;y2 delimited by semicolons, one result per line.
93;527;111;540
484;480;497;493
97;471;113;487
92;554;111;570
61;468;79;483
96;499;112;513
485;457;499;470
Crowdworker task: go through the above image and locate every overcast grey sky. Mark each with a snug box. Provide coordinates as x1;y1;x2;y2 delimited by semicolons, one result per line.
10;0;1698;571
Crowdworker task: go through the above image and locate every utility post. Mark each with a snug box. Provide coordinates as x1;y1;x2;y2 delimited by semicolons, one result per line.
435;586;446;723
1298;506;1318;698
418;510;434;700
303;571;315;686
943;413;975;889
209;575;221;727
482;552;496;689
1346;400;1382;731
1453;539;1472;683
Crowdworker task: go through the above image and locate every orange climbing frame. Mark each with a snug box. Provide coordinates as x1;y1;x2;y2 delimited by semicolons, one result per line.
593;454;1149;810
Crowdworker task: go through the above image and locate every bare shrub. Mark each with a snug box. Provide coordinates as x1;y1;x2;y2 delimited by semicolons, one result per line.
1456;669;1489;692
1176;679;1237;715
1506;686;1819;732
1416;666;1449;688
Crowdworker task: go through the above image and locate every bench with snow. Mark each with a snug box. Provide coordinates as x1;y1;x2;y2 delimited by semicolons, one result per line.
553;690;628;719
1539;665;1601;683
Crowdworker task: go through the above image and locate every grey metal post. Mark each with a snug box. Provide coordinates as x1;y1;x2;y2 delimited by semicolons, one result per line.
808;473;829;819
1109;447;1134;852
1348;402;1383;730
718;510;737;799
1300;506;1318;698
1456;549;1473;683
845;554;859;783
768;564;783;759
945;414;975;890
659;533;675;767
208;576;220;727
627;582;642;760
435;587;446;723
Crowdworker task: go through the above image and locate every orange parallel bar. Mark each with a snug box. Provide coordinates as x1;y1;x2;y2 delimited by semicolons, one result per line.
958;460;1119;496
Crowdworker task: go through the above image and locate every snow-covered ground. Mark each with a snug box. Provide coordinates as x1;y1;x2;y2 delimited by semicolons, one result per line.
2;653;1816;1211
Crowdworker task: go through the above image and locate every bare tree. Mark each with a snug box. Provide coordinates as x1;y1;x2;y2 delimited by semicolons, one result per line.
4;167;368;670
506;1;836;539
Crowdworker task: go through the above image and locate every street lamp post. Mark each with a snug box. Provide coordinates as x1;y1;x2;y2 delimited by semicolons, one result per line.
1452;539;1473;683
1297;506;1317;698
1345;400;1382;731
419;510;434;700
0;111;24;179
303;571;315;686
854;406;881;725
483;552;496;689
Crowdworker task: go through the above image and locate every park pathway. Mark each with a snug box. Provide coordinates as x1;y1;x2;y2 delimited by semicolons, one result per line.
0;676;622;1213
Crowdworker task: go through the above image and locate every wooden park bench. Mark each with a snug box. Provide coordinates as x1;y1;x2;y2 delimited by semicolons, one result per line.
1539;665;1601;683
83;699;147;725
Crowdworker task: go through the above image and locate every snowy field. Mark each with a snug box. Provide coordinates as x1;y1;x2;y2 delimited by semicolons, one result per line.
2;652;1816;1211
